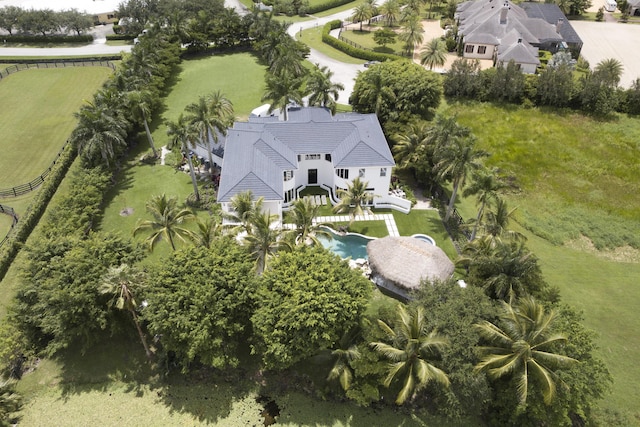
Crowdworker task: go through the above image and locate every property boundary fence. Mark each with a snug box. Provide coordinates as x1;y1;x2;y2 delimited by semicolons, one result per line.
0;204;19;249
337;30;374;52
0;140;71;198
0;59;116;81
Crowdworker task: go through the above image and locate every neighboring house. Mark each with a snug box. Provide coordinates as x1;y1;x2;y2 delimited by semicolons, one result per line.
456;0;581;73
628;0;640;15
216;107;404;222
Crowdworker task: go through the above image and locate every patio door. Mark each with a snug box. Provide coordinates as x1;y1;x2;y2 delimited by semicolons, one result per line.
308;169;317;184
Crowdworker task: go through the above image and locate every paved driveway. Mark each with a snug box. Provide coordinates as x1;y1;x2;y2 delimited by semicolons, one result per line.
571;20;640;88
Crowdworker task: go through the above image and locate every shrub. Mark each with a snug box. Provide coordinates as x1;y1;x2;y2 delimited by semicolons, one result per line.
2;35;93;44
106;34;136;41
306;0;354;14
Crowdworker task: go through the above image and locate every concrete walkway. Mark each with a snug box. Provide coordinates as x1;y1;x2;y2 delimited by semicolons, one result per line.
313;213;400;236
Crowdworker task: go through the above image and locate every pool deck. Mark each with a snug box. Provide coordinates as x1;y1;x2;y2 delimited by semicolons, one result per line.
313;213;400;237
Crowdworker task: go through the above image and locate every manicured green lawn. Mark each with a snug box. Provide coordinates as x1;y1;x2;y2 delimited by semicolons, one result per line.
298;27;366;65
0;67;112;188
335;220;388;237
339;29;404;55
149;52;267;155
393;209;458;260
444;102;640;422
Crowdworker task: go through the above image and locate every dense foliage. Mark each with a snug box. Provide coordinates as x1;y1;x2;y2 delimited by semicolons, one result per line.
0;7;93;36
350;60;442;125
14;233;144;355
145;241;257;371
252;246;372;369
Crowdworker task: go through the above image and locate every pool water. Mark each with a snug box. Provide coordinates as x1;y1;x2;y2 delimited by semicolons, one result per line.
318;229;374;260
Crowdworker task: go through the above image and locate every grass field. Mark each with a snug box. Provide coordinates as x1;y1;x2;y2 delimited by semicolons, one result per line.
339;29;404;55
0;67;113;188
148;52;267;155
444;102;640;422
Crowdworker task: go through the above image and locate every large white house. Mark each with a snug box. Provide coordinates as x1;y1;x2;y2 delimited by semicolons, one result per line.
215;107;407;221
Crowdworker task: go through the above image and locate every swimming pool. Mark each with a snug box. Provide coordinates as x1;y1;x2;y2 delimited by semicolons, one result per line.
319;228;437;259
318;227;375;260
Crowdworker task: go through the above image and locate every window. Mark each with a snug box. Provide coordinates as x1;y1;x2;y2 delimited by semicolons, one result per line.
465;44;475;53
284;188;295;203
325;154;332;162
305;154;321;160
359;168;365;178
477;46;486;54
336;169;349;179
380;167;387;177
283;170;293;181
297;154;301;162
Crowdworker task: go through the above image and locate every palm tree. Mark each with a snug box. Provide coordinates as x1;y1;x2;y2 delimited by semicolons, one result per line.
399;16;424;56
306;64;345;114
268;40;308;78
420;38;448;70
166;114;201;201
463;168;507;241
360;71;396;117
185;91;234;174
262;71;304;121
133;194;195;251
126;89;158;157
371;304;450;405
189;216;222;249
435;134;487;222
288;197;332;246
222;190;264;234
392;121;430;171
380;0;400;27
71;100;128;167
481;197;526;244
460;240;543;302
244;211;289;273
326;328;362;391
100;264;152;359
352;3;373;31
594;58;623;88
333;177;374;225
474;296;578;407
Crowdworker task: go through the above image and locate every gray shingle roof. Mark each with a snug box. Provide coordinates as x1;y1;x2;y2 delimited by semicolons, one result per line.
521;2;583;45
217;108;395;203
457;0;572;56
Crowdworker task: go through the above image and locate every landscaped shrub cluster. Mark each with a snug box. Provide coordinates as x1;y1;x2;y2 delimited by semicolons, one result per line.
105;34;136;41
0;143;76;282
1;34;93;44
444;57;640;117
322;20;402;62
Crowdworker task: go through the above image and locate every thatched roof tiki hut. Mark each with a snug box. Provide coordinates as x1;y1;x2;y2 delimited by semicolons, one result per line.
367;237;454;300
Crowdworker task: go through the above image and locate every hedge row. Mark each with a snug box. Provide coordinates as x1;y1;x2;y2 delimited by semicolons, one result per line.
0;143;76;281
1;35;93;44
321;20;403;62
306;0;355;14
106;34;136;41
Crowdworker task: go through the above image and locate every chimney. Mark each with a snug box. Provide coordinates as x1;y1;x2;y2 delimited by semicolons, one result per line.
500;2;509;24
556;18;564;33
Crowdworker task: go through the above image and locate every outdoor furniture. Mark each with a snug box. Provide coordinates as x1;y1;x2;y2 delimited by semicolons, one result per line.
321;195;327;205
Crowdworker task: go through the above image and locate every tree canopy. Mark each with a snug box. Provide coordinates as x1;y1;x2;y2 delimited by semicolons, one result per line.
252;246;372;369
349;60;442;124
145;240;257;371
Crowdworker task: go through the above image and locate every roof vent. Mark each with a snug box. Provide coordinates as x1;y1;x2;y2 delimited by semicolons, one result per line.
500;3;509;24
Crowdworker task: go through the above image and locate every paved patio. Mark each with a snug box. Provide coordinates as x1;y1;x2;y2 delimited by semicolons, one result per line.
313;213;400;236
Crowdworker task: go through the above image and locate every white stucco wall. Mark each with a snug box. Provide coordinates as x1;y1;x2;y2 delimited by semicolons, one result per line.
463;43;495;60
